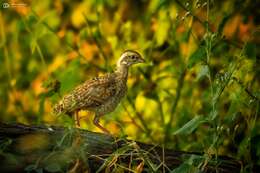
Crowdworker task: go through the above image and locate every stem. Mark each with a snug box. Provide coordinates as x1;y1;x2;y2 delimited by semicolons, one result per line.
164;69;186;144
174;0;205;26
83;13;109;69
158;100;165;126
122;103;146;133
36;43;47;72
126;96;156;142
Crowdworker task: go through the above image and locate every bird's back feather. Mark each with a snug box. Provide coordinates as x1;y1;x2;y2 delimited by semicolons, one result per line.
53;73;124;115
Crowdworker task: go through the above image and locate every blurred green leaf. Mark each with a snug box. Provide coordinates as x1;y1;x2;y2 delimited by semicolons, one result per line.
30;40;37;54
0;138;12;150
25;164;37;172
187;47;206;68
36;168;43;173
44;163;61;173
93;28;102;40
209;109;218;121
156;10;170;46
57;59;81;94
244;42;256;59
182;29;191;43
186;155;205;166
171;163;192;173
65;31;74;46
217;14;230;35
196;65;210;80
174;116;206;135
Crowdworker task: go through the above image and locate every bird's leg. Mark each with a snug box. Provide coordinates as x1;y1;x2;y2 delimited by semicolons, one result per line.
74;110;80;128
93;114;110;134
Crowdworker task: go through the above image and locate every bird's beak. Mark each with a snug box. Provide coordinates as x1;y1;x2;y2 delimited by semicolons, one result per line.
138;57;145;63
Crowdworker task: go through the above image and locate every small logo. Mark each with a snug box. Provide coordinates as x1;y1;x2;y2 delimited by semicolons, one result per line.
2;2;10;8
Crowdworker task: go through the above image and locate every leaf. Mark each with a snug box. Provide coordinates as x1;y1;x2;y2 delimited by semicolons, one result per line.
148;0;167;13
173;116;205;135
93;28;102;40
217;14;230;35
44;163;61;173
0;138;12;150
36;168;43;173
25;164;37;172
65;31;74;46
155;10;170;46
209;109;218;121
30;39;37;54
135;161;144;173
182;29;191;42
57;59;81;94
244;42;256;59
187;155;205;166
171;163;192;173
196;65;210;81
187;47;206;68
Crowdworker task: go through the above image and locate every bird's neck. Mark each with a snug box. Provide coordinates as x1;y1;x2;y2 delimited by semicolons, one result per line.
115;64;129;80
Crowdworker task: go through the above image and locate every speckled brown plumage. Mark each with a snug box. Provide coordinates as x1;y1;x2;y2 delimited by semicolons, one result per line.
53;50;145;133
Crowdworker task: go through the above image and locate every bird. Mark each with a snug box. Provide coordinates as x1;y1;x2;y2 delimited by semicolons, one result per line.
53;50;145;133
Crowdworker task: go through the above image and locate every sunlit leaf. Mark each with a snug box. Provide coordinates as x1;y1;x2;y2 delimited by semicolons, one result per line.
196;65;210;80
148;0;166;13
30;40;37;54
155;10;170;46
135;161;144;173
65;31;74;46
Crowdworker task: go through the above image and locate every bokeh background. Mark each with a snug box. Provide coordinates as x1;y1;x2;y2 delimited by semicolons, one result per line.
0;0;259;170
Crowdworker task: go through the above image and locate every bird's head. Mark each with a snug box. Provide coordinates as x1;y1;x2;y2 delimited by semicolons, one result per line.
117;50;145;67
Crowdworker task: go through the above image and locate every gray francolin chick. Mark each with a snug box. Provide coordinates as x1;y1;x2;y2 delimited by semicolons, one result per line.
53;50;145;133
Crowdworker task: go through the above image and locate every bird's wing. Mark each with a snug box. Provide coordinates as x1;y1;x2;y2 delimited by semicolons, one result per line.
78;74;118;107
60;74;118;113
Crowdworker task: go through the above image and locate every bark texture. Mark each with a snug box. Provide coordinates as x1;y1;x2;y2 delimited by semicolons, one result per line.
0;123;242;173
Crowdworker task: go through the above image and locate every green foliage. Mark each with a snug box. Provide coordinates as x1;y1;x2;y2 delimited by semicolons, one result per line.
173;115;205;135
56;59;81;94
188;47;207;68
244;42;256;60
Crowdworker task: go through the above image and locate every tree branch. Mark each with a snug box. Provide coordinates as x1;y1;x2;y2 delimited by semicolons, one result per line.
0;123;242;173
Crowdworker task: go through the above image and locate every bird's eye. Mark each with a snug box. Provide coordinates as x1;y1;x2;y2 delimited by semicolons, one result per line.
131;56;137;60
